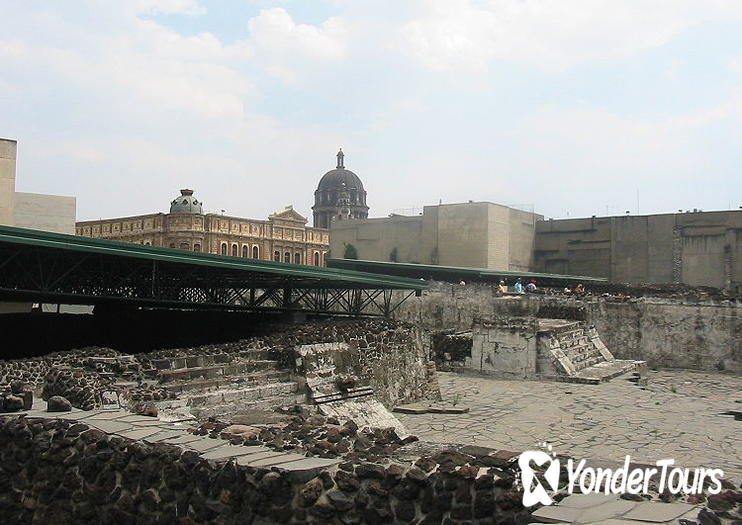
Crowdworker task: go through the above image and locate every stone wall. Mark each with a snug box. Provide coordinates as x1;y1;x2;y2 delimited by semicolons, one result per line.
0;415;529;525
588;300;741;372
0;319;439;411
391;282;742;373
534;210;742;292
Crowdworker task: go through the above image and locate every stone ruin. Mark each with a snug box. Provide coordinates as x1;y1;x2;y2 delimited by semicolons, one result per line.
0;313;739;524
432;317;644;383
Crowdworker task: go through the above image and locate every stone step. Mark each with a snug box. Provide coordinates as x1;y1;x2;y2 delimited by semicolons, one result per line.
157;361;282;383
571;356;604;371
555;328;586;341
185;382;307;418
161;370;293;394
559;336;590;347
187;381;302;408
564;345;602;361
571;359;644;383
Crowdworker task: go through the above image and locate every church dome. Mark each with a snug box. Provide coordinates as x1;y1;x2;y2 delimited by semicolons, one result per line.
312;149;369;228
170;189;203;214
316;149;364;192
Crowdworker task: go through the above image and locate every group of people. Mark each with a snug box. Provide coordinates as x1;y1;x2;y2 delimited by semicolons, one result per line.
496;278;587;295
498;278;538;294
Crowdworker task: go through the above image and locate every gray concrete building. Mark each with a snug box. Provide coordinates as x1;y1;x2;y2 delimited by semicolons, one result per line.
534;210;742;292
330;201;542;271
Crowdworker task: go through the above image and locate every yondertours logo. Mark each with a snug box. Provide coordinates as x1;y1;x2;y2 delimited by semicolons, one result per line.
518;444;724;507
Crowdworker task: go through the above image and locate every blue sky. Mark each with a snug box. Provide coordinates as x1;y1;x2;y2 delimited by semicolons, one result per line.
1;0;741;222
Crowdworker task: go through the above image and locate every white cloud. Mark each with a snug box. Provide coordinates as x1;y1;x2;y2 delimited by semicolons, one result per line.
248;8;346;62
401;0;742;72
246;8;347;83
133;0;206;16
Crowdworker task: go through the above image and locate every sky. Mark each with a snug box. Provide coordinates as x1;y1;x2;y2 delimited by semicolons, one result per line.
1;0;741;222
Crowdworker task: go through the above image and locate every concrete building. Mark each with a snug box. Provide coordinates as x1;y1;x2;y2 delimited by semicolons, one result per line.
534;210;742;292
0;138;76;235
330;201;542;271
77;189;330;266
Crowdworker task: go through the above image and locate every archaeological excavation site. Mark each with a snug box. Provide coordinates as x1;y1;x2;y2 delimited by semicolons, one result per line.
0;277;740;525
0;228;740;525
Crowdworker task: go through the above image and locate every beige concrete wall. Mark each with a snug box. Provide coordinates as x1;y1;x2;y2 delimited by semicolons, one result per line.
508;208;539;271
437;203;490;268
329;215;425;262
14;192;76;234
330;201;541;270
0;138;17;227
485;204;509;269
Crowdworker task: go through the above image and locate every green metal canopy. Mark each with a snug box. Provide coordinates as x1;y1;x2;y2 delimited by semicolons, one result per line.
0;225;426;315
327;258;607;287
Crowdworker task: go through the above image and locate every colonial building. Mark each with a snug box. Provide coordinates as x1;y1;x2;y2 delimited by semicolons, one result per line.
312;149;369;228
76;189;330;266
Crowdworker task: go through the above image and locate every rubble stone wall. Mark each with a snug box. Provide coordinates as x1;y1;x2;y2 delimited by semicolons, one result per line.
392;282;741;373
0;415;528;525
0;320;439;411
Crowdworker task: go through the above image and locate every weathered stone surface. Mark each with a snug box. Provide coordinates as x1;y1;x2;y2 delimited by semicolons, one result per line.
298;477;323;507
47;395;73;412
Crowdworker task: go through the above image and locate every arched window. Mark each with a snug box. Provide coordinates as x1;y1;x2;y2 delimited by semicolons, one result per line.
284;252;291;263
294;253;301;265
313;252;320;266
180;242;189;250
252;246;259;259
145;242;151;246
231;244;238;257
169;243;176;249
242;245;248;258
221;243;227;255
193;244;201;252
273;251;280;262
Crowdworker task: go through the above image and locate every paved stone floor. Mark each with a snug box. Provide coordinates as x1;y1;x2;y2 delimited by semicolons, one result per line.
396;371;742;483
20;400;339;474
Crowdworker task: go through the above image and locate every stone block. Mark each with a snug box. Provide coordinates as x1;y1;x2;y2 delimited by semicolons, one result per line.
622;502;697;523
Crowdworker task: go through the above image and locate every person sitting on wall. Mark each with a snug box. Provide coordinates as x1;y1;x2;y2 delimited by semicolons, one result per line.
574;283;585;294
526;280;537;293
497;280;507;294
514;278;524;294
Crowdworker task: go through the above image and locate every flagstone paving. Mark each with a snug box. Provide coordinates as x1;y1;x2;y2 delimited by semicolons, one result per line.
530;493;699;525
396;370;742;482
21;400;339;474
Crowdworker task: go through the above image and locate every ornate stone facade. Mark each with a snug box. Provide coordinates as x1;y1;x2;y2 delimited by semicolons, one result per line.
76;189;329;266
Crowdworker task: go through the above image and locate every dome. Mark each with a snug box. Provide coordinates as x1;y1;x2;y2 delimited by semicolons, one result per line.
312;149;369;228
169;189;203;214
317;168;364;192
316;149;365;192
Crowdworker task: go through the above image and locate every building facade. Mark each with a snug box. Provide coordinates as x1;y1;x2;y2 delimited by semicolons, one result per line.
312;149;369;228
534;210;742;292
0;138;76;234
76;189;330;266
330;201;542;271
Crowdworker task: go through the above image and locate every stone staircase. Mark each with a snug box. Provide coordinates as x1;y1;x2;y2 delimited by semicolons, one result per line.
145;349;305;419
537;319;643;383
